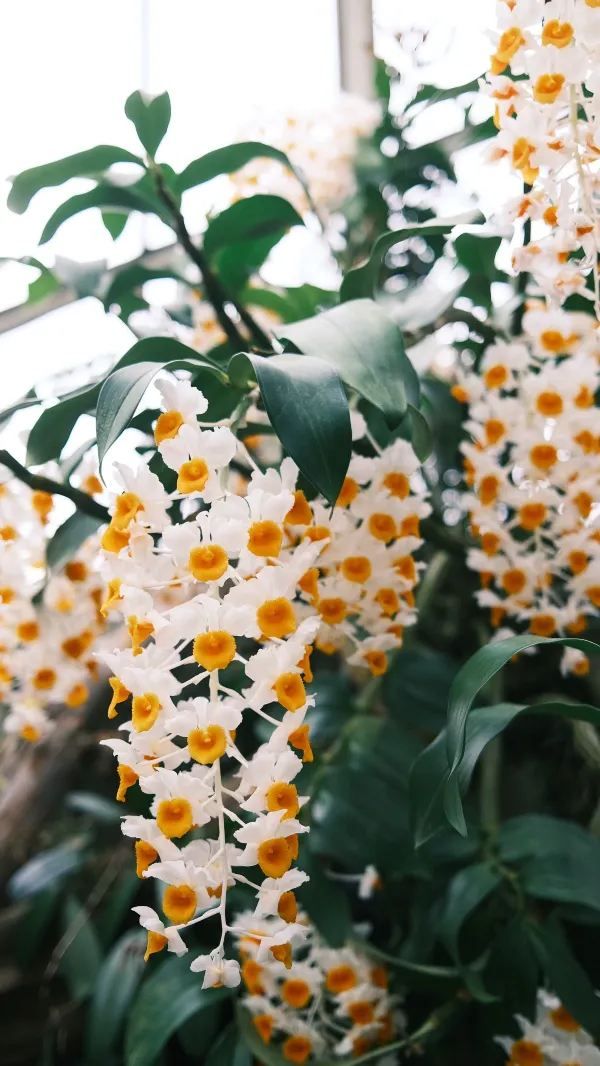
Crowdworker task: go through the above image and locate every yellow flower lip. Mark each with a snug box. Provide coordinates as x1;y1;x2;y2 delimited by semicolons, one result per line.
193;630;236;671
188;724;228;764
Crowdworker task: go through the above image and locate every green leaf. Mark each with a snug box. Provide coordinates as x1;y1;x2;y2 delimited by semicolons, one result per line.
242;283;338;323
528;918;600;1039
84;931;147;1065
39;183;162;244
96;350;225;465
453;231;502;309
446;635;600;777
102;209;129;239
27;385;98;466
340;217;470;301
125;91;171;158
177;141;309;202
58;895;103;1001
229;352;351;504
405;403;432;461
204;194;302;257
125;956;232;1066
8;838;87;900
438;863;500;961
297;847;352;947
46;512;103;572
383;644;457;733
277;298;416;425
521;841;600;914
103;263;188;316
206;1023;251;1066
66;791;122;824
498;815;599;864
8;145;144;213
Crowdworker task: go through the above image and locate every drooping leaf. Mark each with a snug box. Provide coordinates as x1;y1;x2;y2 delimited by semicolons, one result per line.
46;512;103;572
58;895;103;1001
125;90;171;158
39;182;164;244
405;403;432;461
84;930;147;1064
204;194;303;257
438;863;500;962
297;847;352;947
446;635;600;777
177;141;310;203
125;955;232;1066
498;815;600;864
278;298;417;425
241;283;338;323
229;351;351;504
8;145;144;213
66;791;122;824
528;918;600;1039
102;209;130;239
206;1023;252;1066
27;385;99;466
340;217;472;301
8;838;87;900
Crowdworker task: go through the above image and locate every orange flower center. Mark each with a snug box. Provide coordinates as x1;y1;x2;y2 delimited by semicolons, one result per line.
188;724;228;764
188;544;228;581
193;630;236;671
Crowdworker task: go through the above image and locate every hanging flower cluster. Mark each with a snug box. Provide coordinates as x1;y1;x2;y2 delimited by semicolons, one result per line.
455;0;600;674
235;913;401;1063
230;94;381;216
496;988;600;1065
293;422;430;677
0;470;106;743
99;375;332;986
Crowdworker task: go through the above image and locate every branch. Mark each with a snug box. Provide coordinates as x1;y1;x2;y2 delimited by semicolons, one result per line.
149;163;272;351
0;450;109;522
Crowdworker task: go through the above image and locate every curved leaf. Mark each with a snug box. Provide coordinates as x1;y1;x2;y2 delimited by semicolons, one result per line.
85;930;147;1064
177;141;310;202
229;352;351;504
27;385;99;466
47;512;103;571
438;863;500;961
8;145;143;213
8;838;87;900
125;91;171;158
204;194;303;258
96;348;226;465
39;183;161;244
206;1023;251;1066
528;918;600;1039
340;217;472;301
278;298;417;425
125;956;232;1066
446;635;600;775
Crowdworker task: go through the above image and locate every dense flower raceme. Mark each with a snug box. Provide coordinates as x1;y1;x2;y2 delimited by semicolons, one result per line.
235;914;401;1063
496;988;600;1065
230;94;381;217
0;470;107;743
454;0;600;674
98;375;427;982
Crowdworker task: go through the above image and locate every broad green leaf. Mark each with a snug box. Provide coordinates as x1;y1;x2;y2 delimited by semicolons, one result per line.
204;194;303;258
309;716;422;873
241;283;338;323
102;209;129;239
229;352;351;504
206;1023;251;1066
498;815;599;864
8;838;87;900
103;263;188;315
405;403;432;461
297;847;352;947
125;955;232;1066
96;351;225;465
46;512;103;572
278;298;417;424
446;635;600;776
438;863;500;961
486;916;539;1019
340;217;471;301
528;918;600;1039
39;182;163;244
453;231;502;309
125;91;171;158
521;843;600;913
58;895;103;1001
84;931;147;1065
0;255;59;306
177;141;310;203
27;385;99;466
66;791;122;824
383;644;457;733
8;145;144;213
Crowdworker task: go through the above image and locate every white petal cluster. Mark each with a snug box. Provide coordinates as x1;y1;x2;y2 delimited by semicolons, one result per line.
456;0;600;674
487;0;600;308
99;376;329;982
496;988;600;1065
0;471;106;743
230;94;381;216
292;427;430;677
235;913;401;1062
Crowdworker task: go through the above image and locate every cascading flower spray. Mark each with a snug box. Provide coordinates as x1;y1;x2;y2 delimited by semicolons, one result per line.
454;0;600;675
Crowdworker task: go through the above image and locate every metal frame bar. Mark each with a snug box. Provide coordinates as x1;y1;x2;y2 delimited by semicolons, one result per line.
337;0;375;98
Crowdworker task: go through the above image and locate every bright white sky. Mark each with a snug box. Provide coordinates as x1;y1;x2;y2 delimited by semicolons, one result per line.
0;0;498;405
